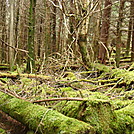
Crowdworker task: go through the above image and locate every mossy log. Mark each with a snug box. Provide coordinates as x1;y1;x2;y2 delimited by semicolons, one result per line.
91;63;134;85
0;91;95;134
55;98;134;134
113;103;134;133
55;99;116;134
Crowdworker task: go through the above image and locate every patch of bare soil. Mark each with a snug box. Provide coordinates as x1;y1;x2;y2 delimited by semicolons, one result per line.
0;110;27;134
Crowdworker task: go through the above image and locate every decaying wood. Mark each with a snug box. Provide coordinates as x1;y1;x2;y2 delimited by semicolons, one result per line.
0;91;94;134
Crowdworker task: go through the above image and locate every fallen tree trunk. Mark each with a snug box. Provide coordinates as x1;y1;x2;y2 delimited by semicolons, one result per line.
0;91;95;134
55;98;116;134
55;97;134;134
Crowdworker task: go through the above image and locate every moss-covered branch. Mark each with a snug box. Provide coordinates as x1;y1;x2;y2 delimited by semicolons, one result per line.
33;97;86;103
0;91;95;134
0;72;51;81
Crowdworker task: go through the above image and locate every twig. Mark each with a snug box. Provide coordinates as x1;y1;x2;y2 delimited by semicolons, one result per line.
32;97;87;103
0;87;28;101
0;39;28;53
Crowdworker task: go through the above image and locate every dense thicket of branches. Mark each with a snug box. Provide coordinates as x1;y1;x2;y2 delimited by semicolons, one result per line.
0;0;134;71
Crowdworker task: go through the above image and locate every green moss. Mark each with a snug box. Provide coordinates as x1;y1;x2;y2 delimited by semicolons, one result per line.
55;99;115;134
0;91;95;134
63;72;76;80
0;128;6;134
112;103;134;133
26;130;35;134
111;69;134;85
70;81;97;90
91;63;112;72
111;99;134;110
112;114;133;134
21;77;32;83
116;103;134;117
59;87;73;92
87;92;110;100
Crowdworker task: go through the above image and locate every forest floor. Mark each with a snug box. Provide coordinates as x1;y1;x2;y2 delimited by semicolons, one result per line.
0;110;26;134
0;61;133;134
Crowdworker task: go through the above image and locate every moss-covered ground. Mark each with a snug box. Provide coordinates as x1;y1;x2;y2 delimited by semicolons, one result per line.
0;62;133;133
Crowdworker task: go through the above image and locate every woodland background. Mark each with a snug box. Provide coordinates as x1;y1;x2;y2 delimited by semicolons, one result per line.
0;0;134;134
0;0;134;72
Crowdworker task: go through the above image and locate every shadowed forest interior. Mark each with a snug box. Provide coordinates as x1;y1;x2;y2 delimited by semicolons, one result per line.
0;0;134;134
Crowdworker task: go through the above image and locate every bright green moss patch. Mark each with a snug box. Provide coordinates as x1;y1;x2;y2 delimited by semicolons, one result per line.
0;128;6;134
55;99;115;134
116;103;134;117
111;99;134;110
113;103;134;134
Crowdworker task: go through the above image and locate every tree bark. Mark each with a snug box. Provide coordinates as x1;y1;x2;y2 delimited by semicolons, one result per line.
26;0;36;73
125;1;133;56
51;0;57;54
115;0;125;67
98;0;112;64
131;1;134;61
9;0;15;71
78;34;91;68
0;0;7;63
78;0;91;68
0;91;94;134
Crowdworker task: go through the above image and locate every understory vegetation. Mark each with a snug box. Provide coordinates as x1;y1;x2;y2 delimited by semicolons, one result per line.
0;60;133;134
0;0;134;133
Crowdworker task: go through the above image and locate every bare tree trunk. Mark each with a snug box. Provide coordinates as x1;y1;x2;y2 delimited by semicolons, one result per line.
9;0;14;71
51;0;57;54
125;1;133;56
77;0;91;67
26;0;36;73
44;0;51;61
98;0;112;64
0;0;7;63
115;0;125;67
15;0;21;65
92;0;102;62
131;1;134;61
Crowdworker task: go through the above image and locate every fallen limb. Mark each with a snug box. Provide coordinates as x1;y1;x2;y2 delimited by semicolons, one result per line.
0;91;95;134
33;97;86;103
0;72;51;81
